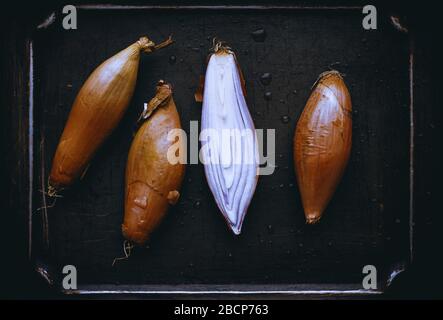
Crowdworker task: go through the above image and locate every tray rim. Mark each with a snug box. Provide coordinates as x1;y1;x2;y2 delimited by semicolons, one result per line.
26;3;414;298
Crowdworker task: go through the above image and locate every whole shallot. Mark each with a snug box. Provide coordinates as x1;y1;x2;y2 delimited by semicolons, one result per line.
293;70;352;224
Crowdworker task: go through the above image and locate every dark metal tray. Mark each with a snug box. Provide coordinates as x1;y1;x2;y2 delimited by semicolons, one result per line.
24;4;414;298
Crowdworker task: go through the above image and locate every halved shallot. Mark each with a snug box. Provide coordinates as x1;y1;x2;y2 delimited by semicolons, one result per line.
199;41;259;235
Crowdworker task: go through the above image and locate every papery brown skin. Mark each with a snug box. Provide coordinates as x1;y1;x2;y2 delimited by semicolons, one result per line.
49;36;172;193
293;71;352;224
122;81;185;245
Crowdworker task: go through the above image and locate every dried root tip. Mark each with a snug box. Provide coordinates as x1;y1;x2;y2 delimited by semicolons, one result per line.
112;240;134;267
211;38;232;55
305;216;322;224
47;184;59;198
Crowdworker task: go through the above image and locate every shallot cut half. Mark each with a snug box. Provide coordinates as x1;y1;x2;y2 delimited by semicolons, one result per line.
200;43;259;235
293;70;352;224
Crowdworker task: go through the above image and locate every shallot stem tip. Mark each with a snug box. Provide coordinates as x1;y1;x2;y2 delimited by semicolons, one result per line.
311;69;343;90
211;37;232;54
153;35;174;51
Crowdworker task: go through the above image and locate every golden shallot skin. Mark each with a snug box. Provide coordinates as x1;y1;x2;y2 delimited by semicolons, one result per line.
49;36;173;194
294;71;352;224
123;81;185;246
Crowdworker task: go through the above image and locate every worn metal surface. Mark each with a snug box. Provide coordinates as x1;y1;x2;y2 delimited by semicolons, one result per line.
26;6;412;293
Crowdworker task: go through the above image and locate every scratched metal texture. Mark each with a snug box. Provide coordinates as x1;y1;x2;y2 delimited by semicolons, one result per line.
31;7;410;289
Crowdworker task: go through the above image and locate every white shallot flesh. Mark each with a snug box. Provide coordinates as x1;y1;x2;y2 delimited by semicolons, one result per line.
200;43;259;235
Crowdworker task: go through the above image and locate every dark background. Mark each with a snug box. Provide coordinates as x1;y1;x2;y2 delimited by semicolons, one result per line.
1;0;442;299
